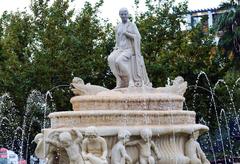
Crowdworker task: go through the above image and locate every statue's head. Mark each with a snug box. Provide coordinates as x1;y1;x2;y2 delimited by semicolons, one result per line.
172;76;184;85
119;7;129;23
118;129;131;143
59;132;72;146
190;131;200;140
140;128;152;142
85;126;98;141
33;133;43;143
72;77;84;85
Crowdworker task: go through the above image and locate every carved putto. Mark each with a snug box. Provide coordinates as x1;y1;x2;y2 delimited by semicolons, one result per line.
127;128;161;164
185;131;210;164
111;129;132;164
33;133;45;159
82;126;108;164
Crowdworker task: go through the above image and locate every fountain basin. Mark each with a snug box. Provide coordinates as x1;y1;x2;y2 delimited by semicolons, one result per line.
44;124;208;136
70;93;184;111
49;110;196;128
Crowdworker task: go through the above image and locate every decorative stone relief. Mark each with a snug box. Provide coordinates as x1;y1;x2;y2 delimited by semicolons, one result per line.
185;131;210;164
45;131;62;164
33;131;62;164
111;129;132;164
126;128;161;164
33;133;45;159
58;130;84;164
82;126;108;164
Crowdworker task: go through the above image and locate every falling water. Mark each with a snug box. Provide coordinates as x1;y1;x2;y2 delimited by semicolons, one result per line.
199;118;217;163
19;90;45;160
193;71;227;163
11;127;24;151
0;117;11;147
44;91;53;129
214;79;240;132
43;85;69;129
232;77;240;92
220;109;234;162
25;119;33;160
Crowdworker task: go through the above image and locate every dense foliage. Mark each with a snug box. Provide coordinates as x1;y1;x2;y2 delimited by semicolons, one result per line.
0;0;239;161
216;0;240;61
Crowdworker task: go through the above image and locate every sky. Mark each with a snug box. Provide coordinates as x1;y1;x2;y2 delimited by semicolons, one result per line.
0;0;227;24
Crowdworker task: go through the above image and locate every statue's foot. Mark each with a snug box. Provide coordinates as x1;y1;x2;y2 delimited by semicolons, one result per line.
114;86;121;89
128;81;135;87
115;79;122;89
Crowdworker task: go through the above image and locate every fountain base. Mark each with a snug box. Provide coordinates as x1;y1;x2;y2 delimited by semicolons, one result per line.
42;124;208;164
35;85;210;164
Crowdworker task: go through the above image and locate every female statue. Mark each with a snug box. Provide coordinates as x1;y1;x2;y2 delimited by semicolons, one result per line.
108;8;151;88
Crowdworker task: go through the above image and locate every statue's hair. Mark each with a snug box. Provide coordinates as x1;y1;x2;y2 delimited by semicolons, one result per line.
119;7;129;15
191;131;199;137
173;76;184;83
72;77;84;85
118;129;131;140
140;128;152;138
59;132;72;142
85;126;97;136
34;133;43;142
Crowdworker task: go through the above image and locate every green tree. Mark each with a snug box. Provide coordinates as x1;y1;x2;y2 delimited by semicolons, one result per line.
216;0;240;63
0;11;34;121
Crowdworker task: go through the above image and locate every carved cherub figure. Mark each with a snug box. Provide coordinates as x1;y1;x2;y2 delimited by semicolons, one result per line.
127;128;161;164
33;133;45;159
46;130;84;164
82;126;108;164
33;131;60;164
44;131;62;164
111;129;132;164
185;131;210;164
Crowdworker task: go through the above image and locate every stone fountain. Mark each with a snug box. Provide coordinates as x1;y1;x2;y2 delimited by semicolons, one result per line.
34;7;210;164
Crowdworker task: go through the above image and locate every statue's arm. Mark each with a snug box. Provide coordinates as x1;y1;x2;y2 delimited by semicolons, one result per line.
45;139;60;147
151;141;161;160
123;23;140;39
81;139;88;159
196;143;208;162
125;140;140;146
124;23;140;39
101;137;108;159
72;129;83;144
120;147;132;163
124;31;135;39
